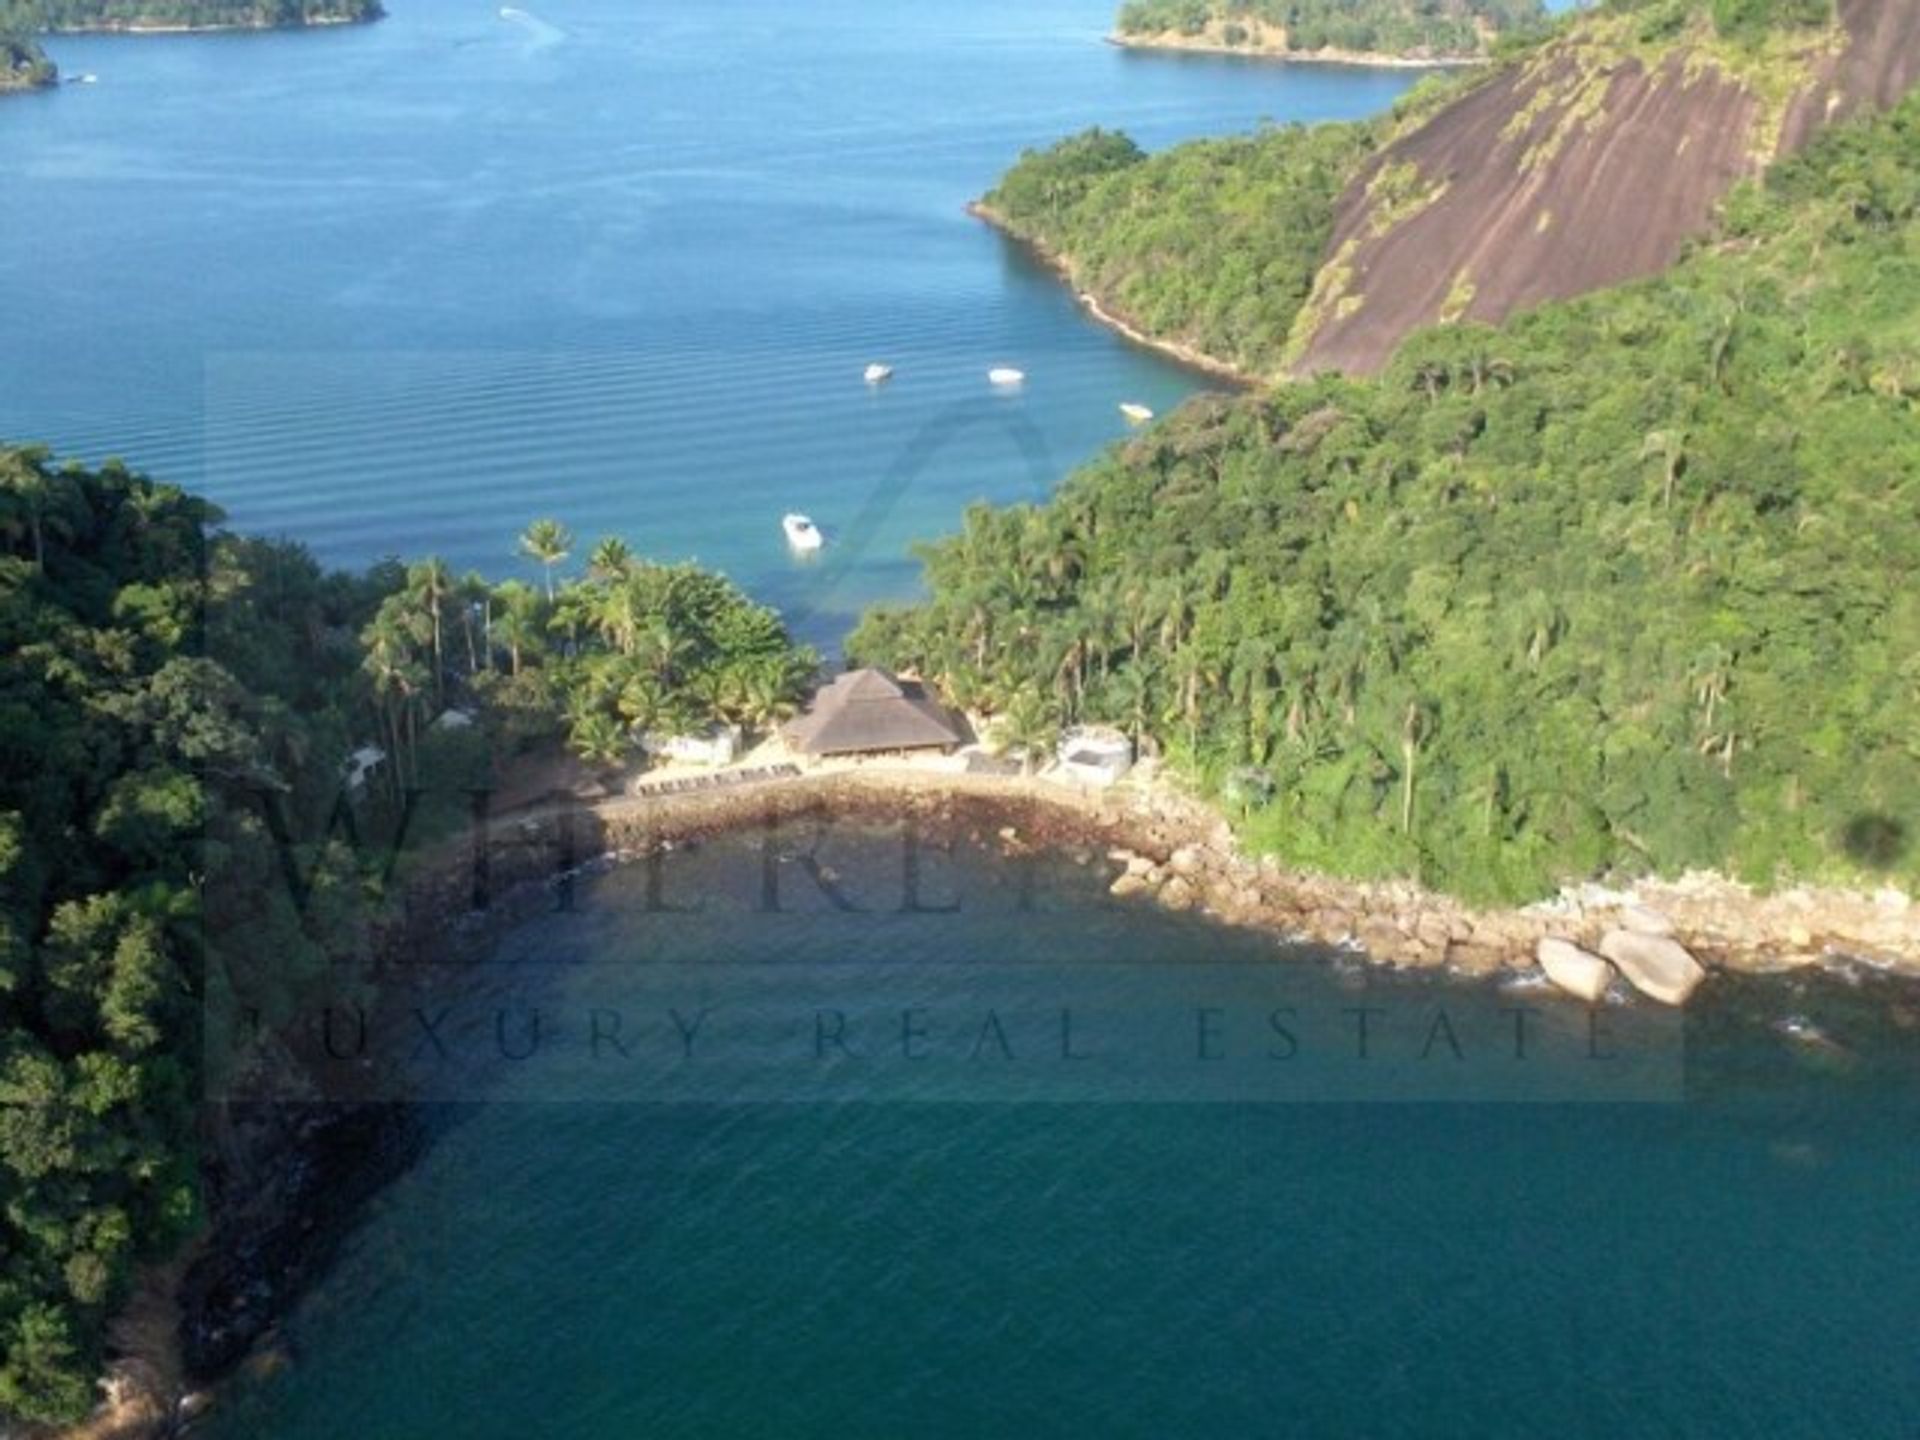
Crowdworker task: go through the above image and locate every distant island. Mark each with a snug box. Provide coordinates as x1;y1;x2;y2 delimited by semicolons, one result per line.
1110;0;1545;65
0;33;55;86
0;0;379;33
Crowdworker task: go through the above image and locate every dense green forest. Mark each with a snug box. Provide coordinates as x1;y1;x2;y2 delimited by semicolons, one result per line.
1115;0;1544;57
0;33;53;86
0;0;377;32
0;464;809;1422
855;91;1920;903
998;0;1857;381
979;115;1393;378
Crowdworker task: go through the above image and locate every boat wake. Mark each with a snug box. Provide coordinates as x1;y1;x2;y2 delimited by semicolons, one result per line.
498;6;566;49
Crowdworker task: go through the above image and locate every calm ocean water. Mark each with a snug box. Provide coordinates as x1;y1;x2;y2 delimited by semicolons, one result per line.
200;830;1920;1439
0;0;1410;645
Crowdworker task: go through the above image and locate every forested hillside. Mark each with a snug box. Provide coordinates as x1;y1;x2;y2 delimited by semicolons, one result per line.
977;118;1389;378
1114;0;1543;60
0;456;381;1420
991;0;1920;379
0;0;378;32
0;462;811;1422
0;33;54;87
856;92;1920;903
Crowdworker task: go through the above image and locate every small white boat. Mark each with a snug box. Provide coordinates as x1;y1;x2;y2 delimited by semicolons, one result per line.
988;367;1025;386
782;513;824;552
72;73;98;85
863;363;893;384
1119;402;1154;423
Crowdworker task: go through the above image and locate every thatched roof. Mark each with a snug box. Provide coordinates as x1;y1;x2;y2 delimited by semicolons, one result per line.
784;668;968;756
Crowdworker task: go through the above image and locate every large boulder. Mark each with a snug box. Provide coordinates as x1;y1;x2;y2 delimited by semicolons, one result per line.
1537;938;1614;1003
1598;929;1706;1006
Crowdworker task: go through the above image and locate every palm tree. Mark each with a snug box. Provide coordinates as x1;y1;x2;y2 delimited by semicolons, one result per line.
492;581;545;676
459;570;489;674
997;688;1059;777
519;518;573;602
590;578;646;657
1400;701;1423;834
406;557;454;702
637;614;695;686
1106;661;1158;754
1639;429;1688;511
0;447;78;571
588;536;636;584
742;661;803;735
568;711;629;773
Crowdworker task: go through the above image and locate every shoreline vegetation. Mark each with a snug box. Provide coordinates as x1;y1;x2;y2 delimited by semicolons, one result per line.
966;199;1261;386
1109;0;1544;64
1104;29;1487;68
1;33;56;87
0;0;380;34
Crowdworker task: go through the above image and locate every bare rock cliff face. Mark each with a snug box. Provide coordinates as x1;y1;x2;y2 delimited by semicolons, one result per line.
1289;0;1920;376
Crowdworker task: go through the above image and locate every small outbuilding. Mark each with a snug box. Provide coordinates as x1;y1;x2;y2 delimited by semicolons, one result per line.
1054;726;1134;787
639;723;742;768
783;668;969;758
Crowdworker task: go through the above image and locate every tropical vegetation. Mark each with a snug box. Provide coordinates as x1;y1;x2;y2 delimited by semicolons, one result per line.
979;117;1392;377
1114;0;1544;59
996;0;1860;381
855;91;1920;904
0;33;53;87
0;461;809;1422
0;0;378;31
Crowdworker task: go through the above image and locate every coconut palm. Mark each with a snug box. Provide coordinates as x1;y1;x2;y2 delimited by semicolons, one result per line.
519;518;573;601
568;711;629;773
588;536;636;584
0;447;79;571
996;687;1059;777
406;557;454;702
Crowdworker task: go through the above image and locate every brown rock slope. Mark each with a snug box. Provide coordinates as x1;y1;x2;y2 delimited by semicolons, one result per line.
1289;0;1920;376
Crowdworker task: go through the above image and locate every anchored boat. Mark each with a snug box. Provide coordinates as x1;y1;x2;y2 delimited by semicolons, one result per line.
782;513;824;552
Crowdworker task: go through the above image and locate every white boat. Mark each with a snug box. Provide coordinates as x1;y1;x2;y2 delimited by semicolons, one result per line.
863;363;893;384
988;367;1025;386
72;73;98;85
782;513;824;552
1119;402;1154;423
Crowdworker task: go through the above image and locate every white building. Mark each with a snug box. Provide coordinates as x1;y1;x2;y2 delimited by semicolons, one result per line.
1054;726;1133;787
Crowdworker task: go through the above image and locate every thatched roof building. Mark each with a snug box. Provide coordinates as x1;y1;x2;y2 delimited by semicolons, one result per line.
783;668;969;757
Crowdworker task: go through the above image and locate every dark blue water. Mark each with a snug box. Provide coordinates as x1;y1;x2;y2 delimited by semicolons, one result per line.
199;830;1920;1438
0;0;1410;644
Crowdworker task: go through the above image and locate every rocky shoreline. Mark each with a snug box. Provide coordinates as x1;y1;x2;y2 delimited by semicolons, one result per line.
1105;27;1487;70
51;767;1916;1437
583;769;1920;993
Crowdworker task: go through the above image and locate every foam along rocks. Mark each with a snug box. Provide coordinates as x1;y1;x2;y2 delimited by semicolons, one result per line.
1598;929;1707;1006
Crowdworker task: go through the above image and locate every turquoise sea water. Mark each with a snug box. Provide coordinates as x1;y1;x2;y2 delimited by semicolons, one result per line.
0;0;1410;645
201;831;1920;1438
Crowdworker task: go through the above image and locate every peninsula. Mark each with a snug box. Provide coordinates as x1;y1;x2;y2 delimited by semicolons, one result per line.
0;32;54;86
0;0;379;32
1110;0;1544;65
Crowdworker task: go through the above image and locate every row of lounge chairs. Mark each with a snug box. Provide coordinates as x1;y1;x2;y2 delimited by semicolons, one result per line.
627;763;801;800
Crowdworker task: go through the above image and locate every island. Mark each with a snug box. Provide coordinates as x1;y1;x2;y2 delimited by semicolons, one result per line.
0;0;380;33
0;32;55;87
1109;0;1545;65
